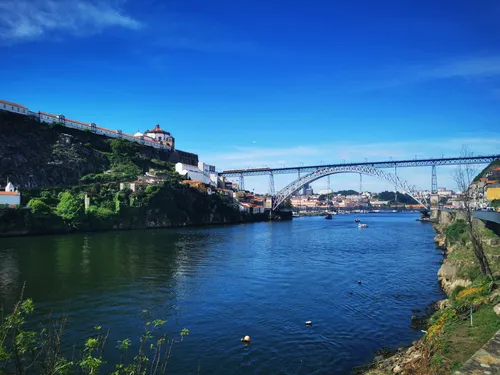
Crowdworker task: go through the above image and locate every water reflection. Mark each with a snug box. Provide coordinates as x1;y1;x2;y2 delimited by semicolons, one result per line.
0;215;445;375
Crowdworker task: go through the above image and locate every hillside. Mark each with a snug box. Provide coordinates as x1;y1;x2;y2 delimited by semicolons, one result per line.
0;111;192;188
0;111;266;236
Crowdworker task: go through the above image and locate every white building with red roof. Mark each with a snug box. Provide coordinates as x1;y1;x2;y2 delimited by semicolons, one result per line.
144;124;175;149
0;182;20;207
0;100;29;116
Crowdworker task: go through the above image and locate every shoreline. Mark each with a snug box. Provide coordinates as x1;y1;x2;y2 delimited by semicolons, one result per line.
0;212;295;239
358;213;500;375
355;219;449;374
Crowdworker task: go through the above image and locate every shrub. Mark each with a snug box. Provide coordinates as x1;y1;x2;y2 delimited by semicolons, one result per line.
56;191;84;223
27;198;52;215
445;219;468;245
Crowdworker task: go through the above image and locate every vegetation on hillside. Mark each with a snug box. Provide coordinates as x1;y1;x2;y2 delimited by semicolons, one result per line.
0;118;252;235
0;111;176;188
374;191;417;204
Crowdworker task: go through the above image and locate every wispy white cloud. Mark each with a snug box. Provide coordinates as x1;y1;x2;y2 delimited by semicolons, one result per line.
362;56;500;91
207;137;500;170
206;137;500;193
0;0;141;44
155;36;259;54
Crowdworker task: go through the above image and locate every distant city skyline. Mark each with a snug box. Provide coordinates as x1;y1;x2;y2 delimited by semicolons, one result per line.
1;0;499;193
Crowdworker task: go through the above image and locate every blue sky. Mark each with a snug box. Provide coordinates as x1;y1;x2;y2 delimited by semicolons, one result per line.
1;0;500;193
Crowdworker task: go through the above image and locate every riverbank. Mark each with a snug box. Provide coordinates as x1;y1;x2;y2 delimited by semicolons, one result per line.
360;212;500;375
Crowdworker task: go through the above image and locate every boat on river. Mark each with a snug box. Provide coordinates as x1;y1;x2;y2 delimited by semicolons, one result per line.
354;218;360;223
325;214;333;220
358;223;368;228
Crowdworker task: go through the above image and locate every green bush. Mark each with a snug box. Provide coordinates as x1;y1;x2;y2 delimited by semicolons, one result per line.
27;199;52;215
446;219;468;245
56;191;84;223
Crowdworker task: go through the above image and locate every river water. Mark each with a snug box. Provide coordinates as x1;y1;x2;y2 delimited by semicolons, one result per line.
0;213;444;374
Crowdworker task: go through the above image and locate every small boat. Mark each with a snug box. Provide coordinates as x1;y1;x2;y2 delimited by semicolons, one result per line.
292;212;300;218
354;219;360;223
325;214;333;220
358;223;368;228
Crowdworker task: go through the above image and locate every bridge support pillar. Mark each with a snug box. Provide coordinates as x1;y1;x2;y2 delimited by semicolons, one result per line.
431;165;438;194
239;174;245;191
430;193;439;221
269;172;275;196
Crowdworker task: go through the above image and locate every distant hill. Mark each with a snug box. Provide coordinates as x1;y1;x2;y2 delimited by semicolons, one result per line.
473;159;500;182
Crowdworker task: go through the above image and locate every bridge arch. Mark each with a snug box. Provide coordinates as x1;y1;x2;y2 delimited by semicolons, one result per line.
272;165;428;210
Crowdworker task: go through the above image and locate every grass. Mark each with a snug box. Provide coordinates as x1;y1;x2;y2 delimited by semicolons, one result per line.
422;275;500;374
439;302;500;369
445;227;500;280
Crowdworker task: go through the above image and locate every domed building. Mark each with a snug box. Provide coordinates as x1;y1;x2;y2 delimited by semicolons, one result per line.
144;124;175;149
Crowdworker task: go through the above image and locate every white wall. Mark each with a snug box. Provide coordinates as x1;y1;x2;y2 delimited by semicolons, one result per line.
175;163;212;185
1;106;171;151
0;103;28;115
0;195;20;206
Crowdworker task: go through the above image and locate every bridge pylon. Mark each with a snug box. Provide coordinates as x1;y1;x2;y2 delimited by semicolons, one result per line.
239;174;245;191
269;172;275;196
431;165;438;194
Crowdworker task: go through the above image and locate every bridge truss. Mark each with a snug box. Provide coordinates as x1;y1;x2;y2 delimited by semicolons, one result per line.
272;165;428;211
220;154;500;177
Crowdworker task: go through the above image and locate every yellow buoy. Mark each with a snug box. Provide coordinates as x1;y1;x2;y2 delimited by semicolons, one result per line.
241;335;251;343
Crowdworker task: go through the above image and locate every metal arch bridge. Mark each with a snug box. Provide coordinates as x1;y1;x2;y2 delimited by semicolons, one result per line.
219;154;500;177
272;165;428;211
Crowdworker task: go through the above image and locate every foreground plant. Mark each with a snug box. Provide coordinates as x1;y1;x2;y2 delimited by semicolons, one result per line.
0;298;188;375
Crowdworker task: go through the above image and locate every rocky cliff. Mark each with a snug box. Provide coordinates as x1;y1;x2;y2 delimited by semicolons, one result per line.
0;111;191;188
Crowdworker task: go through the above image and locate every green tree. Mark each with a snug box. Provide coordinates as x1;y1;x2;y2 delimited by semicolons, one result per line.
56;191;84;223
27;198;52;215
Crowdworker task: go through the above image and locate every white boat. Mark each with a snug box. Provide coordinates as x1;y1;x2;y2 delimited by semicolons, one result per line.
358;223;368;228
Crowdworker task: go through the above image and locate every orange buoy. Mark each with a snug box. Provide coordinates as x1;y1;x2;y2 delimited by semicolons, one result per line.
241;335;251;343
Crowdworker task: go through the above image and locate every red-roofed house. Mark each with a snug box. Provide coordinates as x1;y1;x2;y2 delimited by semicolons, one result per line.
0;182;20;207
0;100;29;116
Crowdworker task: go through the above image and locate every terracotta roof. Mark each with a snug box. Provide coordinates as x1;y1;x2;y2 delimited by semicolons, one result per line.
0;99;27;109
66;118;89;126
0;191;19;196
146;124;170;134
39;112;58;118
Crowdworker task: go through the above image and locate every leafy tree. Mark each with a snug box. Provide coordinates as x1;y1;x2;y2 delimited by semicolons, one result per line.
282;199;293;209
453;145;493;279
27;198;52;215
56;191;84;222
376;191;417;204
333;190;358;196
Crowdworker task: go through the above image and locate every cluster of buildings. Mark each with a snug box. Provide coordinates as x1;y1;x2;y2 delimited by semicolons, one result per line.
289;191;424;210
467;166;500;209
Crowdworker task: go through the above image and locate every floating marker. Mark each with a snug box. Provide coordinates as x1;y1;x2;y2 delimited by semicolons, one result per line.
241;335;251;343
305;321;312;326
357;280;362;284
